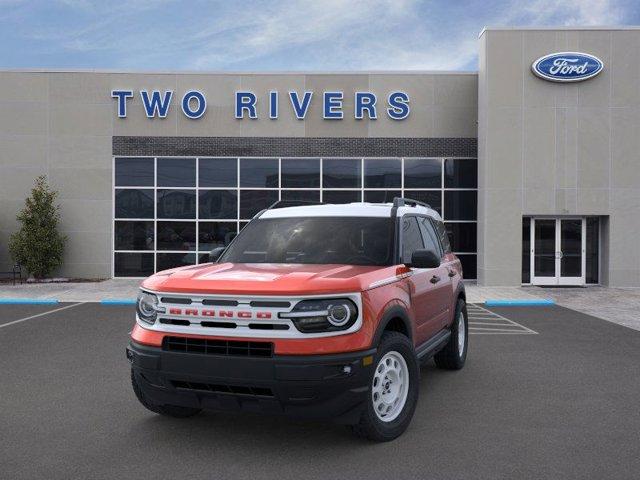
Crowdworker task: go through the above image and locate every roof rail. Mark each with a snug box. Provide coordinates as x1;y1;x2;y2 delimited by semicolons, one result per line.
392;197;432;209
266;199;324;210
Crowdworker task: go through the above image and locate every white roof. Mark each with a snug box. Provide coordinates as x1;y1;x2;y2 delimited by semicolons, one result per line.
259;202;442;221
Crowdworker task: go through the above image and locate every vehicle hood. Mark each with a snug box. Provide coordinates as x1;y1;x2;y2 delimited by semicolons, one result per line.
141;262;404;296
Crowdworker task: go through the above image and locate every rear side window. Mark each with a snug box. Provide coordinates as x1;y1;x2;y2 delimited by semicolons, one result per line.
401;217;425;264
433;219;451;253
418;217;442;257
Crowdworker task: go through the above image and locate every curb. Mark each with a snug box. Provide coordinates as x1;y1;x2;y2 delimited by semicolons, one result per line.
100;299;136;305
485;299;555;307
0;298;59;305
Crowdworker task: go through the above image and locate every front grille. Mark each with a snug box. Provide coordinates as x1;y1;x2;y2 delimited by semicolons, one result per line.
162;336;274;357
171;380;274;397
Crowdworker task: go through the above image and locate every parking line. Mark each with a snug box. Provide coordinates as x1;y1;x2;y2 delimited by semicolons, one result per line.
467;304;538;335
469;321;515;326
0;302;83;329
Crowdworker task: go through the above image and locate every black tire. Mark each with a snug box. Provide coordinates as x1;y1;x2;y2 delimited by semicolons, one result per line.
434;298;468;370
131;369;202;418
351;331;419;442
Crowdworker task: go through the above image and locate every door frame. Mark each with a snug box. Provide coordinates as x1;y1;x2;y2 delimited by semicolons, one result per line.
530;217;586;286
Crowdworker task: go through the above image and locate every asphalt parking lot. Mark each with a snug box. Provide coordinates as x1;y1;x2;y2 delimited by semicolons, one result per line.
1;303;639;480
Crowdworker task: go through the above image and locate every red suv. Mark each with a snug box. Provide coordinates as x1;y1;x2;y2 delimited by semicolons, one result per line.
127;198;468;441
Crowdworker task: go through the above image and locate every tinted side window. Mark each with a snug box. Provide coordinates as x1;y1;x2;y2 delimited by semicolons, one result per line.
401;217;425;264
417;217;441;257
434;219;451;253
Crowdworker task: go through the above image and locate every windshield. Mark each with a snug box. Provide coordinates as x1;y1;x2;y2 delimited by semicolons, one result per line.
219;217;394;266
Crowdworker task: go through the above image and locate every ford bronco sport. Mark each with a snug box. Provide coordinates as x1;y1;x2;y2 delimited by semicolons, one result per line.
127;198;468;441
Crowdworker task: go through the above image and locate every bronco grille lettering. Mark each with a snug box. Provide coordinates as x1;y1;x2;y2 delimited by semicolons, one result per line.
162;308;272;319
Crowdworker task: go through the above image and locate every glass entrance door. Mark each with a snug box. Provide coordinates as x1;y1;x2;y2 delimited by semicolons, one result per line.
531;218;586;286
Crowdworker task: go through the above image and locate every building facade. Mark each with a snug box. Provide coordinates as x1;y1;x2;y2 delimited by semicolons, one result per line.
0;27;638;286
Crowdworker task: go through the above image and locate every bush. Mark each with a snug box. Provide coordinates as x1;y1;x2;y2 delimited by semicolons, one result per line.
9;176;67;279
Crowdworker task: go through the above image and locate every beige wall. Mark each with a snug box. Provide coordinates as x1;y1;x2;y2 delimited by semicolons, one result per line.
478;28;640;286
0;71;477;278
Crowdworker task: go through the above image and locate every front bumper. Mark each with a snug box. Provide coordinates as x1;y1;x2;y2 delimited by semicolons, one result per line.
127;341;376;424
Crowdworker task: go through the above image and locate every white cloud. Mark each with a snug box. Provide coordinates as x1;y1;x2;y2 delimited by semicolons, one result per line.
6;0;631;70
513;0;623;26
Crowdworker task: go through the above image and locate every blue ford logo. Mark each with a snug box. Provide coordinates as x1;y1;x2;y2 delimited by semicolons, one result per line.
532;52;603;82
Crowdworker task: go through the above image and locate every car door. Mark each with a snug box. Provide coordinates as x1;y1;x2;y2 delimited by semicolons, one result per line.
400;215;442;346
417;216;453;331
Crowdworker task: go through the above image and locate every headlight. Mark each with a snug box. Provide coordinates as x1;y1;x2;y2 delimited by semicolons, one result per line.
136;291;164;324
280;298;358;333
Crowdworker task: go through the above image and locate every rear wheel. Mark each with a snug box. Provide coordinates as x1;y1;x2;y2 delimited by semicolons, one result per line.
351;331;419;442
434;298;468;370
131;369;201;418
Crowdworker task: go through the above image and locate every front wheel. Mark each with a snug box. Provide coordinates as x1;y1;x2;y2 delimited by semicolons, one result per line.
434;298;468;370
351;331;419;442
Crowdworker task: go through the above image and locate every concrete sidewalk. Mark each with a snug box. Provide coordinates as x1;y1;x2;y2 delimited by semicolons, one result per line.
0;279;548;303
0;279;139;303
1;279;638;331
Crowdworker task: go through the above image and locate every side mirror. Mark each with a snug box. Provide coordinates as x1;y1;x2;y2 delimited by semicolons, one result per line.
407;249;440;269
208;246;226;263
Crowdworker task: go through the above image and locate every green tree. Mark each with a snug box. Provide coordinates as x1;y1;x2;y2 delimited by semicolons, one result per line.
9;176;66;279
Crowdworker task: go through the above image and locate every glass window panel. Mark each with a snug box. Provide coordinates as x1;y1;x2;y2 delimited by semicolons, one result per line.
444;159;477;188
522;218;531;283
445;222;476;253
115;189;154;218
403;190;441;214
114;221;154;251
115;158;154;187
457;254;477;280
157;158;196;187
157;252;196;272
157;221;196;251
322;159;361;188
404;158;441;188
444;191;477;221
157;189;196;219
240;190;278;219
281;159;320;188
240;221;249;230
199;158;237;187
401;216;425;264
586;217;599;284
364;190;401;203
198;190;238;219
199;222;238;251
323;190;361;204
198;253;211;264
240;158;278;187
114;252;154;277
281;190;321;202
364;159;401;188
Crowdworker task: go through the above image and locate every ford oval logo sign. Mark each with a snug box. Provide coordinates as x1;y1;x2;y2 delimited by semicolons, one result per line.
532;52;604;82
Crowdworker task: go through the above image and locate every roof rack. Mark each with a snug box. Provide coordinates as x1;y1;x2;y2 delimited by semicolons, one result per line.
266;199;325;210
392;197;432;209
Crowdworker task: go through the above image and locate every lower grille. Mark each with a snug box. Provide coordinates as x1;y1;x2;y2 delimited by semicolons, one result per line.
171;380;274;397
162;336;274;357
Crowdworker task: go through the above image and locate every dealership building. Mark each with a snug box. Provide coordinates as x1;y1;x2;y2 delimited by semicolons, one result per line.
1;26;639;287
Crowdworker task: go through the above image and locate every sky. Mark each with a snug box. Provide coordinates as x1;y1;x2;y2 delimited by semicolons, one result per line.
0;0;638;71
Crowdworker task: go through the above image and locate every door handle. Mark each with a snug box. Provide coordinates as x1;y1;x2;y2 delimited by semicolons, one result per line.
430;275;441;284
